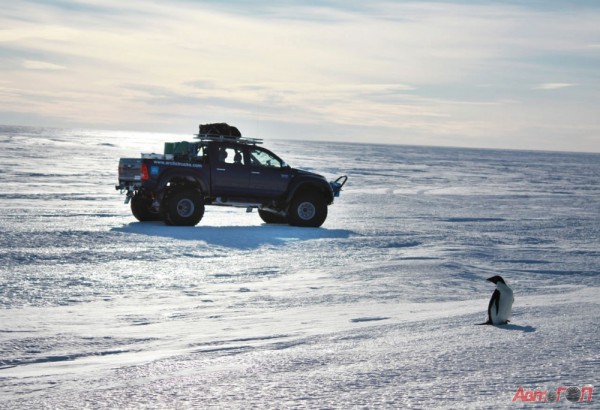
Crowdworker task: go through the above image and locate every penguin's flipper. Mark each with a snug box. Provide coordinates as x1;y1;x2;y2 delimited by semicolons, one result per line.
493;289;500;315
487;289;500;324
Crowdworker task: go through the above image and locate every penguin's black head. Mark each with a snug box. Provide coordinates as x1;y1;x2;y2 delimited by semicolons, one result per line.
487;275;506;285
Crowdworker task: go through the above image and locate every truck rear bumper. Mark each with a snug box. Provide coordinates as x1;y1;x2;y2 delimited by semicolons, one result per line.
115;182;140;204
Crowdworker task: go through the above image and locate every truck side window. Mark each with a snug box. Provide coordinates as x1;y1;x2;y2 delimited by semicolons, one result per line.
219;147;245;165
195;145;207;162
250;148;282;168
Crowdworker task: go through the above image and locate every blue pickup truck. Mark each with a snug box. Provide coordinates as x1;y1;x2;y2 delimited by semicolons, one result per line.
116;123;347;227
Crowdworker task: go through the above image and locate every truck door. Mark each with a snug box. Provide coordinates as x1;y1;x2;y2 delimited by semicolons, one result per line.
248;146;291;197
210;144;250;197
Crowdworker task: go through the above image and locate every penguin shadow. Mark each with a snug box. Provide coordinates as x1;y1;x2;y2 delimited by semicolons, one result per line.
497;323;536;333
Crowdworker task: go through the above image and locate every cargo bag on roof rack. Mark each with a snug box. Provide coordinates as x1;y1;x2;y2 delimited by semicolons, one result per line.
198;123;241;138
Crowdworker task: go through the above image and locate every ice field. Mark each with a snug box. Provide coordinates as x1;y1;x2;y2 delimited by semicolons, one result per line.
0;125;598;408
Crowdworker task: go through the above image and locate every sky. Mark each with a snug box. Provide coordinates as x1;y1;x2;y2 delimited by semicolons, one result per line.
1;0;599;152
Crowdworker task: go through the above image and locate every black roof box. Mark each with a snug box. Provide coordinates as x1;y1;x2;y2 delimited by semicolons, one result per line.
198;123;241;139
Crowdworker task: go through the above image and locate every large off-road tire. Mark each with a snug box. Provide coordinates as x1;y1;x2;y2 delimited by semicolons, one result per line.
162;189;204;226
258;209;288;224
288;192;327;227
130;193;161;222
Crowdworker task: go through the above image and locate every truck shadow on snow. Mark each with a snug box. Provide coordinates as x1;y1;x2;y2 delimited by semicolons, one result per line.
112;222;354;250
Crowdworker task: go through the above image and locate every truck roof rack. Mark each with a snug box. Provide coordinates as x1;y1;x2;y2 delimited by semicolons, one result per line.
194;134;263;145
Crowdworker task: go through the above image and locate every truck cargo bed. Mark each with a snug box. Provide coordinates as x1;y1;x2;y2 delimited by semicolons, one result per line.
118;158;142;183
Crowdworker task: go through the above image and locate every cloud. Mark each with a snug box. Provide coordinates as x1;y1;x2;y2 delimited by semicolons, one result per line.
23;60;66;70
534;83;578;90
0;25;77;43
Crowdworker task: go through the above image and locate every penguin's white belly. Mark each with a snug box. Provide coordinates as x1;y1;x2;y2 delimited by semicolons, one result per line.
492;286;513;324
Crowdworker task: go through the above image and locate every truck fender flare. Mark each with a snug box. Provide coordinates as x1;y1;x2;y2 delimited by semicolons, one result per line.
286;181;334;205
157;171;207;194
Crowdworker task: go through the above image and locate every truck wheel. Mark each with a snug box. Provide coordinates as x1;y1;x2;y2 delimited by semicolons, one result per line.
162;189;204;226
258;209;288;224
131;194;161;222
289;193;327;227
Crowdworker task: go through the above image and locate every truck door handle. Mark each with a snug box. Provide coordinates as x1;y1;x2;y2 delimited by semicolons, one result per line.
251;171;261;175
216;168;226;172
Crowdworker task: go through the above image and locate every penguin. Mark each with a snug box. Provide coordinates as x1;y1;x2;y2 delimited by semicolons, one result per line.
482;275;514;325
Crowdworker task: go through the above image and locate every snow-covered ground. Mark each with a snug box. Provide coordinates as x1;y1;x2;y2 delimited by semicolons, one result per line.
0;125;598;408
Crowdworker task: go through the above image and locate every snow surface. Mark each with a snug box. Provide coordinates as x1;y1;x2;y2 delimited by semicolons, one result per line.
0;125;598;409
